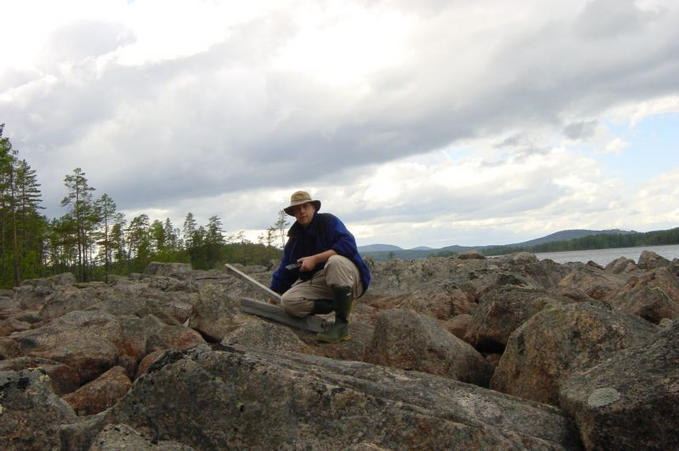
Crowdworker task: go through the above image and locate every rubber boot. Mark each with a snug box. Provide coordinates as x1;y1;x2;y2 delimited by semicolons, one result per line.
316;285;352;343
311;299;334;315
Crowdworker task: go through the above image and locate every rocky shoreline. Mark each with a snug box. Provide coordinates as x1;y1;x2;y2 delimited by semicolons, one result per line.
1;251;677;449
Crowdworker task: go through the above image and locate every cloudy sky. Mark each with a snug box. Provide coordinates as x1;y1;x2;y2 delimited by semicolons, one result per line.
2;0;678;249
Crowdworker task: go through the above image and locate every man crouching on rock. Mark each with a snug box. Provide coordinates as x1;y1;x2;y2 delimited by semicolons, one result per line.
270;190;371;343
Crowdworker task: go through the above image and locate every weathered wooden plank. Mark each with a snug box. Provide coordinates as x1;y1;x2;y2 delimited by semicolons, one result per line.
240;297;330;333
225;264;282;304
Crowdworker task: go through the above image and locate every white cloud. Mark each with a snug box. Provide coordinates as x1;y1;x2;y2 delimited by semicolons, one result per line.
632;168;679;228
599;137;629;155
623;95;679;126
2;0;679;248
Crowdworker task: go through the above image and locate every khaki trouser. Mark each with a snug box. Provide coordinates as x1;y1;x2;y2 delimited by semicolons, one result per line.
282;255;364;318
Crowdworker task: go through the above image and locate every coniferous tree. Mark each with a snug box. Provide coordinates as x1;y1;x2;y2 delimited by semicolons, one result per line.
163;218;181;252
94;193;117;282
182;212;198;251
206;215;225;245
46;214;78;275
0;124;18;285
7;152;20;284
189;225;208;268
275;209;289;248
150;217;183;262
0;126;46;286
265;226;276;247
60;168;98;281
13;159;46;280
204;215;225;268
182;212;198;250
110;212;127;271
149;219;166;254
126;214;151;271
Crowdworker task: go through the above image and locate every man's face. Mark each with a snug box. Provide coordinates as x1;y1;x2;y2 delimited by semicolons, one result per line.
292;202;316;227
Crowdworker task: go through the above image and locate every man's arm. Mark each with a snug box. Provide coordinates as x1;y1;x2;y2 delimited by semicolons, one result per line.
326;215;360;259
270;240;297;294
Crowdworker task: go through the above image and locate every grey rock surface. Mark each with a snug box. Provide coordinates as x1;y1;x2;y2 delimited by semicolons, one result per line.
2;255;675;449
144;262;193;277
63;365;132;416
491;302;658;405
9;310;204;383
637;250;670;270
188;283;245;341
557;264;626;301
605;256;637;274
221;319;312;353
89;423;196;450
61;345;582;450
0;368;77;450
560;319;679;450
465;285;572;352
0;356;80;395
365;309;493;386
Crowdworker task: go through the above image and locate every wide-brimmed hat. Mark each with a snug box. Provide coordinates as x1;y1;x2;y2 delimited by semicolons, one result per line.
284;190;321;216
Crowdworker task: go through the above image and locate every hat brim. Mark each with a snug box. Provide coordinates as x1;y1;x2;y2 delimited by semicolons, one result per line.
284;200;321;216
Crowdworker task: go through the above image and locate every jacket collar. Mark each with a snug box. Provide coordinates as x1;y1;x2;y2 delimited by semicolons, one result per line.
288;212;319;237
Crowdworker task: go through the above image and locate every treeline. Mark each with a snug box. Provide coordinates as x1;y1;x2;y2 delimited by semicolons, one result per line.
528;228;679;253
482;228;679;256
0;125;283;289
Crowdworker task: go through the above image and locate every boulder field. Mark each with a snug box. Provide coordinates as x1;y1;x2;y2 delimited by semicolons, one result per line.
1;251;678;450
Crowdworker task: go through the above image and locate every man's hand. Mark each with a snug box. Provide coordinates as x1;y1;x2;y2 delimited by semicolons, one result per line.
297;256;317;272
297;249;338;272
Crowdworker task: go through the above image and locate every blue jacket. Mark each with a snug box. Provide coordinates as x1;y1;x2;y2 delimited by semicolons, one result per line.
270;212;371;295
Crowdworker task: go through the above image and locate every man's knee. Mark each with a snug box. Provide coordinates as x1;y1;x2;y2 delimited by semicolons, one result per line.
326;254;352;267
326;255;354;278
281;294;313;318
325;255;359;287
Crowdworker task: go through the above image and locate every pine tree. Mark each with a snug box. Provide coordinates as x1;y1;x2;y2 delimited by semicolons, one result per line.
94;193;117;282
149;219;166;254
46;215;78;276
13;159;46;280
203;215;225;268
182;212;198;250
0;124;18;285
126;214;151;271
163;218;180;252
275;209;289;248
7;155;20;284
0;127;46;286
206;215;225;245
110;212;127;270
188;224;208;269
265;226;276;247
61;168;97;281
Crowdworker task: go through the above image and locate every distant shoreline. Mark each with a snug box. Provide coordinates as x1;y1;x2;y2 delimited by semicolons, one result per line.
532;244;679;266
361;227;679;262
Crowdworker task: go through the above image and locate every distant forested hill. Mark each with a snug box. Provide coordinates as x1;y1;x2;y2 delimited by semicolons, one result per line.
510;229;635;247
358;244;402;252
526;227;679;253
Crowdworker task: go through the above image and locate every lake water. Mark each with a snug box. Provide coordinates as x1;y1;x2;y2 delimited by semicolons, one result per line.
534;244;679;266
